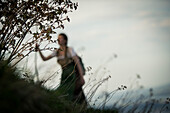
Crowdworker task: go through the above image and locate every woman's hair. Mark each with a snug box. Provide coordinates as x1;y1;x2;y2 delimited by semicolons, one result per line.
59;33;68;45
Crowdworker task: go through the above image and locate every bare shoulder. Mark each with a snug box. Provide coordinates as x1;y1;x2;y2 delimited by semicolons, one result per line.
67;46;74;52
67;46;76;57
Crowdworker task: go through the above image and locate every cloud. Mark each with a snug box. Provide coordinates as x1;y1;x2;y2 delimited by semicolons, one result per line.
159;18;170;27
137;11;153;17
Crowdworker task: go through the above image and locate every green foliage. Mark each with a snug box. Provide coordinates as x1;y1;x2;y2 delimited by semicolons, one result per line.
0;0;78;66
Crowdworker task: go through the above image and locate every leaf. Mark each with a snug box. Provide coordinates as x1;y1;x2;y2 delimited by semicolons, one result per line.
52;31;56;33
47;36;52;40
17;53;24;57
52;26;55;29
67;16;70;22
74;6;77;10
61;25;64;29
40;38;43;42
29;30;32;34
47;27;52;33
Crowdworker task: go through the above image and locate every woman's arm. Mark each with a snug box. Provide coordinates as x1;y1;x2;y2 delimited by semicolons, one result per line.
72;56;85;86
36;44;54;61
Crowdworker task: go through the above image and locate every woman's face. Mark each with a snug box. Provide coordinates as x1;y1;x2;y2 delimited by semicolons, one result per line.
57;35;66;46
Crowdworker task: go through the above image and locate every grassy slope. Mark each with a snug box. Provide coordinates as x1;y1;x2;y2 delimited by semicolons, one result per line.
0;61;118;113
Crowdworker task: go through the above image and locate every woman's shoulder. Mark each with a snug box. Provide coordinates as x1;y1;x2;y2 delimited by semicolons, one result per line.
67;46;76;57
67;46;74;50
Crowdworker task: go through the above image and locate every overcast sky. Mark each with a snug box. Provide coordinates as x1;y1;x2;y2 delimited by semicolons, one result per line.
21;0;170;93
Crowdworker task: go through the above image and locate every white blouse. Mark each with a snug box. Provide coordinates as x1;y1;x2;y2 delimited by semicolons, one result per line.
51;47;76;60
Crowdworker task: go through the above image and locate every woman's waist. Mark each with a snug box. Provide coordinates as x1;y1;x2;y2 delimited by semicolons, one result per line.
61;61;75;70
58;58;73;66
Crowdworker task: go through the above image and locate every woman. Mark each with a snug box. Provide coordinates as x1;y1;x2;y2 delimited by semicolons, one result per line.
36;33;86;104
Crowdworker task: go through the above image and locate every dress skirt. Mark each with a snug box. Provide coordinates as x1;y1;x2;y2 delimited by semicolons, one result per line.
57;62;86;105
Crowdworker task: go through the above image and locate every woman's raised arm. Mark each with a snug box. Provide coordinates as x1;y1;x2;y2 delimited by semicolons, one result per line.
36;44;54;61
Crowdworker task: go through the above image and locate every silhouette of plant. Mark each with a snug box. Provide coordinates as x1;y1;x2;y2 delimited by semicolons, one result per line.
0;0;78;66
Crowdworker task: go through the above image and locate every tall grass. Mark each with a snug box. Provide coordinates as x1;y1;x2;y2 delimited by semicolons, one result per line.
0;59;169;113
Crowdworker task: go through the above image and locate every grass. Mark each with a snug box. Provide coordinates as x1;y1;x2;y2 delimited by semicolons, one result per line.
0;60;169;113
0;60;118;113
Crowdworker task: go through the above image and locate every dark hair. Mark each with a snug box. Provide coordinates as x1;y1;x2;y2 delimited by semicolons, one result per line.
59;33;68;45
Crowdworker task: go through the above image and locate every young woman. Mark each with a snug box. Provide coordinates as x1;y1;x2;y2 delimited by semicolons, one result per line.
36;33;86;104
